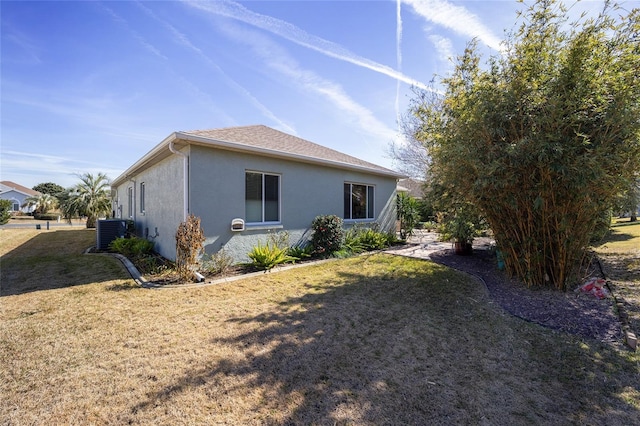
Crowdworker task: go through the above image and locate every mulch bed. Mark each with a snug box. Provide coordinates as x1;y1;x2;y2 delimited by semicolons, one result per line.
428;248;623;345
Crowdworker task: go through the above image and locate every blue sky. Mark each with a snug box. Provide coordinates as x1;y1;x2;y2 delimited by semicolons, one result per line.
1;0;621;189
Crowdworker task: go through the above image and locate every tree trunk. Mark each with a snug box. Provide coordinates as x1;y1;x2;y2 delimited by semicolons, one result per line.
86;216;97;228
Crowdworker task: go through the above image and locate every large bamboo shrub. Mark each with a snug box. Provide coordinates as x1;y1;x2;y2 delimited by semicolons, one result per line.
408;0;640;289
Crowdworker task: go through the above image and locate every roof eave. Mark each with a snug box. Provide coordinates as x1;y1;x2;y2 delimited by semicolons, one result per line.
111;131;405;188
111;132;180;187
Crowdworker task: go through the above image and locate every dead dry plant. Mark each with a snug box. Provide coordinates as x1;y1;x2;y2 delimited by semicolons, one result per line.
175;214;205;282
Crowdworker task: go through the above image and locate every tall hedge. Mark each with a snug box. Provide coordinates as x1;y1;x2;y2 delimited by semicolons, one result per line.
408;0;640;289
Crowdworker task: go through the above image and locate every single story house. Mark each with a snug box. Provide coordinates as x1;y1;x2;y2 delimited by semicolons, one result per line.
111;125;404;263
0;181;41;214
397;178;425;199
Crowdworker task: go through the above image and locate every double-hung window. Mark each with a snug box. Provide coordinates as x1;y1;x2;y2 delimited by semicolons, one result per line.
245;171;280;223
344;183;374;220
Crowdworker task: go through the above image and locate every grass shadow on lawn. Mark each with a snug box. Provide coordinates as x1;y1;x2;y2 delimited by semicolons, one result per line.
1;229;129;296
129;254;639;425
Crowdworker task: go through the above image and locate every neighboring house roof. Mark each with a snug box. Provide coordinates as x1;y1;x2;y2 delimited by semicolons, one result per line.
113;125;404;186
0;181;40;197
397;178;425;199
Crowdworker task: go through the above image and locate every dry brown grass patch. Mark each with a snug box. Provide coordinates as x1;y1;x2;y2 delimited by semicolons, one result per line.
1;229;639;424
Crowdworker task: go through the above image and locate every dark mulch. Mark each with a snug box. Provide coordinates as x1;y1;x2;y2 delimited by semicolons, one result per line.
429;248;623;345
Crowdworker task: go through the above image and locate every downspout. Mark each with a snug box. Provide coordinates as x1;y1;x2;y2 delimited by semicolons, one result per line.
169;139;188;221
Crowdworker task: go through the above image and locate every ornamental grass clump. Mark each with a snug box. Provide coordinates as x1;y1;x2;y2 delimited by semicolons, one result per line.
248;241;297;271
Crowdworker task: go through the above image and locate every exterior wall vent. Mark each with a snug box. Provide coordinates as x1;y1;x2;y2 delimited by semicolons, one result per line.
96;219;127;250
231;218;245;232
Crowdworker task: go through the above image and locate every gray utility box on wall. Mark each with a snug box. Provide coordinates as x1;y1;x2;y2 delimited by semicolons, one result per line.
96;219;127;250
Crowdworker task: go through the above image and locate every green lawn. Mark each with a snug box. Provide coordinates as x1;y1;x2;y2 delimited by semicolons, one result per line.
1;228;639;424
593;220;640;349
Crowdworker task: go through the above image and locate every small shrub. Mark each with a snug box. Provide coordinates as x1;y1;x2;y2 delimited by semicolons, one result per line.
357;228;389;250
343;225;365;254
202;249;235;275
0;200;11;225
34;213;60;221
343;224;392;254
418;221;438;232
135;255;159;274
287;244;313;260
109;237;154;258
311;215;345;255
248;241;297;270
383;231;401;246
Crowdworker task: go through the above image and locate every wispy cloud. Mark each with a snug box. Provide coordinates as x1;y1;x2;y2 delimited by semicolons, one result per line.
1;151;123;187
134;1;296;135
98;3;238;125
183;0;429;90
428;34;454;64
98;3;168;60
403;0;503;52
217;22;398;143
1;23;42;65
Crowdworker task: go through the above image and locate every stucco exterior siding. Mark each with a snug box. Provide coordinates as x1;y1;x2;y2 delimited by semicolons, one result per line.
111;126;404;265
113;153;185;261
189;145;398;263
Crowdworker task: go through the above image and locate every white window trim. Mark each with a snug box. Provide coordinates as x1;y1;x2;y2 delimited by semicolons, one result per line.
344;182;375;221
245;170;282;225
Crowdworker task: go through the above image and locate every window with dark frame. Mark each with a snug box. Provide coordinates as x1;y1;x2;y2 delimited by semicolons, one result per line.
245;171;280;223
344;182;375;220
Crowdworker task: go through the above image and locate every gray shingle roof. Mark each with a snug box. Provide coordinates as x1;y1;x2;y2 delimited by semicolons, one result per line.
180;125;400;176
112;125;403;187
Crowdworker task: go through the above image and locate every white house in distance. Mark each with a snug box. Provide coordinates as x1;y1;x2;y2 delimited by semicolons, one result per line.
0;181;41;214
111;125;404;263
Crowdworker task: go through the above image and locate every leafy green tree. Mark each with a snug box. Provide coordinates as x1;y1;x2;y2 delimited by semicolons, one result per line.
616;179;640;222
63;173;112;228
32;182;65;196
406;0;640;289
0;199;12;225
21;193;59;215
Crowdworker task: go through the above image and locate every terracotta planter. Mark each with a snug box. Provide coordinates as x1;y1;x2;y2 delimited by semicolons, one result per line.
454;241;473;255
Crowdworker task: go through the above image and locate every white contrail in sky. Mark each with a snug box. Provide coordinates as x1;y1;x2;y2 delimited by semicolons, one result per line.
403;0;503;52
396;0;403;127
135;1;296;134
217;21;398;143
184;0;429;90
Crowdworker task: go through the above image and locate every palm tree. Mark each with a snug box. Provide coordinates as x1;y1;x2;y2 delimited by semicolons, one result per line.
63;173;112;228
22;193;59;215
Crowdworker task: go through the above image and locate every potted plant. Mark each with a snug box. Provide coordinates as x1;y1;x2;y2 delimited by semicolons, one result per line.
450;216;475;255
442;213;476;255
